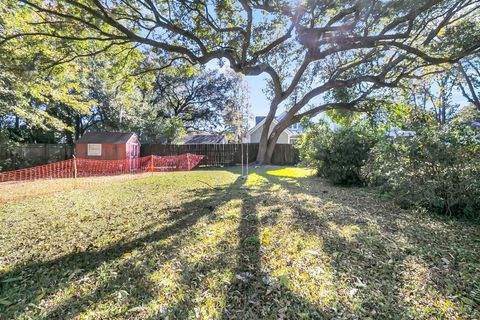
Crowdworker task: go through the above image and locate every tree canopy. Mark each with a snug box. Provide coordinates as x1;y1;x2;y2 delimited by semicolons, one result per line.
151;69;251;141
1;0;479;162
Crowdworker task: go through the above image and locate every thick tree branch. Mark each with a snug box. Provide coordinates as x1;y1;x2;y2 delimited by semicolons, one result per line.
457;62;480;110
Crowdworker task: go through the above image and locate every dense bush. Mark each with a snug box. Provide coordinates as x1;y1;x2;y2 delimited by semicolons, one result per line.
365;125;480;219
299;123;374;185
0;130;19;172
299;115;480;219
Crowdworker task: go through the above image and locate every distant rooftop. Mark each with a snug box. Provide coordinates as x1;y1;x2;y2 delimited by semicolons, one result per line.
184;134;228;144
255;116;266;125
76;132;136;144
254;112;305;133
255;113;285;125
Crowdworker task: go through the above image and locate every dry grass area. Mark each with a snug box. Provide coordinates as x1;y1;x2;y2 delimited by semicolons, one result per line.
0;167;479;319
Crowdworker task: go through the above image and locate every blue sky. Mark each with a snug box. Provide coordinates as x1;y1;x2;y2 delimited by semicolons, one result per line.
244;75;271;116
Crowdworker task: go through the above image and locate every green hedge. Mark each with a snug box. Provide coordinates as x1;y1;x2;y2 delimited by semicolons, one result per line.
299;121;480;219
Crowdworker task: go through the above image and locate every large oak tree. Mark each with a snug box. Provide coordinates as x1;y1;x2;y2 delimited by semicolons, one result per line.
2;0;479;163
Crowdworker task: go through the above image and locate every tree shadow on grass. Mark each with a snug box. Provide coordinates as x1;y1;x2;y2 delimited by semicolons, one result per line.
1;177;244;318
251;167;480;318
145;175;329;319
2;167;478;319
2;171;329;319
218;181;327;319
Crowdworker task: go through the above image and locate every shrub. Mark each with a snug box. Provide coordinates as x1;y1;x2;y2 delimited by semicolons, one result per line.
365;124;480;219
300;113;480;220
0;130;19;172
299;123;374;186
0;130;34;172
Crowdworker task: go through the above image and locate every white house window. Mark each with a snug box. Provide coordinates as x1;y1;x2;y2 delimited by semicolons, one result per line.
87;144;102;156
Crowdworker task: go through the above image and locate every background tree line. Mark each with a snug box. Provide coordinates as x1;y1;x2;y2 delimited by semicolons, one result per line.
0;4;251;146
0;54;251;145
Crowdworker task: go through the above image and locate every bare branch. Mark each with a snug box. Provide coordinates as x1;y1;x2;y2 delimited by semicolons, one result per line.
457;62;480;110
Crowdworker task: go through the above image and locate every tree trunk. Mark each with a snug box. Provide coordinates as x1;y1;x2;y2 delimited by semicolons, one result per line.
65;130;74;145
265;133;280;164
256;137;268;164
256;101;279;164
256;115;292;165
72;115;82;143
257;138;277;165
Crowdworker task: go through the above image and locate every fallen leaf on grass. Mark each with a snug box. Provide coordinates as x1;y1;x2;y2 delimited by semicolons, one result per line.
349;288;358;297
305;250;319;256
128;306;146;313
236;272;253;282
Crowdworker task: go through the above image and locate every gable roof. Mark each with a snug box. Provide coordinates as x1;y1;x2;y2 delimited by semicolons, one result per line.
76;132;136;144
184;134;227;144
255;116;266;125
248;117;294;136
255;112;285;125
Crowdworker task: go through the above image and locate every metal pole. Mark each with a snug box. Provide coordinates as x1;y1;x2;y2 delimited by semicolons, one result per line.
241;143;244;177
246;141;249;177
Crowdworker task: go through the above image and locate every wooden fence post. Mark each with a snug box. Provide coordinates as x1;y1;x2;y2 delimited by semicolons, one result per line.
150;154;154;174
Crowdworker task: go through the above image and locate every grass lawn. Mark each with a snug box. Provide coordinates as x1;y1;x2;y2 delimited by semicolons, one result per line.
1;167;479;319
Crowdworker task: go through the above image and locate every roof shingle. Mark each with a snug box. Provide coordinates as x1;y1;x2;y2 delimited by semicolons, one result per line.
184;134;227;144
75;132;136;144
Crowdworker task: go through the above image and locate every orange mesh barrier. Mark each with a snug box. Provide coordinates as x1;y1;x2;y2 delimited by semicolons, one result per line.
0;154;204;183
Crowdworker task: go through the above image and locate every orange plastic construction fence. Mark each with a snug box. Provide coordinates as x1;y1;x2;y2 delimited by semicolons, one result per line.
0;154;204;183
